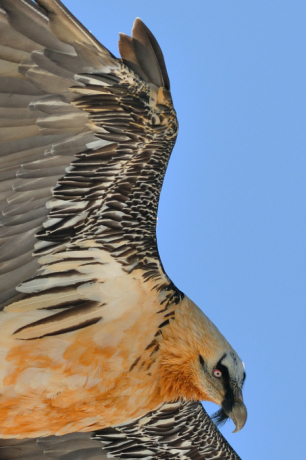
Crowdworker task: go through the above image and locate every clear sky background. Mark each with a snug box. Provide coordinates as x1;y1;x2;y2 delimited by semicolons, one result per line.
64;1;305;459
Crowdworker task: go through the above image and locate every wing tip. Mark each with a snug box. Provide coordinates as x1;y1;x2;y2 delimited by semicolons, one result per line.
119;17;171;90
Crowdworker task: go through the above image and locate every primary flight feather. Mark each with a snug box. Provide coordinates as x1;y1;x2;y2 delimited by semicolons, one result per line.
0;1;247;458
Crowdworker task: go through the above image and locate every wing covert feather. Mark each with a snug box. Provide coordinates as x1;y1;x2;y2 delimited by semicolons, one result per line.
0;3;243;459
0;401;241;460
0;0;178;308
96;401;241;460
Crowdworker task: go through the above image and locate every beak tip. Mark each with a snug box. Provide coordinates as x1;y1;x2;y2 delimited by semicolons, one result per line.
230;402;248;433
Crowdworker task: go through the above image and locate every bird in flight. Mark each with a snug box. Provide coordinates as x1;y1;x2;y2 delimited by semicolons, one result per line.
0;1;247;458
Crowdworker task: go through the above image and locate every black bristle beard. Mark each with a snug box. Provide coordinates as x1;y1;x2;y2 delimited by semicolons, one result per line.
211;408;230;427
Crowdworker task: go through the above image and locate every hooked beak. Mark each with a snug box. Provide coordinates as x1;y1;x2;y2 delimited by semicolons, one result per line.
212;386;247;432
230;401;247;433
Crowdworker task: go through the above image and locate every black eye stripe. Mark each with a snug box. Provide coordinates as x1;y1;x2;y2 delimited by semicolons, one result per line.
214;361;235;415
212;356;245;425
199;355;204;367
215;363;230;385
222;386;235;414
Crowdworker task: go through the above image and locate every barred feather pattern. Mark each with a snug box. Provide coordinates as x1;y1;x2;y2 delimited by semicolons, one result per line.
0;0;180;310
0;2;246;458
36;77;178;278
96;400;241;460
0;401;241;460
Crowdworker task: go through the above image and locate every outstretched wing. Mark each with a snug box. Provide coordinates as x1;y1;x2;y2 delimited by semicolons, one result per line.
0;0;180;323
0;2;242;459
0;401;241;460
97;400;241;460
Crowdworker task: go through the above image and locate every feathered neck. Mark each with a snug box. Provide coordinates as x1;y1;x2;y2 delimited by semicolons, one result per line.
159;296;231;401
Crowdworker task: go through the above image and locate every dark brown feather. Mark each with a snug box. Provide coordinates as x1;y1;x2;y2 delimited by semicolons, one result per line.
118;33;150;83
132;18;169;89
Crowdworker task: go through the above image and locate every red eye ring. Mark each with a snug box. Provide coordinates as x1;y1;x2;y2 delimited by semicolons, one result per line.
213;369;222;378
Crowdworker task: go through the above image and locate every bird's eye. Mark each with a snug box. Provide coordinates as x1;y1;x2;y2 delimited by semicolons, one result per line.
213;369;222;378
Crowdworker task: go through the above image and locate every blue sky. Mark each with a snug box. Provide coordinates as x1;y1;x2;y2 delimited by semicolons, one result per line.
65;1;305;458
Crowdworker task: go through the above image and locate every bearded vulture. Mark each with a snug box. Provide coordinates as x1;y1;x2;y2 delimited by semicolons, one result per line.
0;1;247;459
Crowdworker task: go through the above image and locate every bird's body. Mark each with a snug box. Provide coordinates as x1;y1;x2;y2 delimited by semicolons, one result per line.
0;272;234;438
0;267;165;436
0;265;172;437
0;0;247;457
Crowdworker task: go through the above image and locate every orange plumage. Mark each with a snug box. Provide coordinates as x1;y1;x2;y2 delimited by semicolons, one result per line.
0;2;246;458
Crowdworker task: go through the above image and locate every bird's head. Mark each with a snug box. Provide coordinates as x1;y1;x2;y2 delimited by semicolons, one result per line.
159;296;247;432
